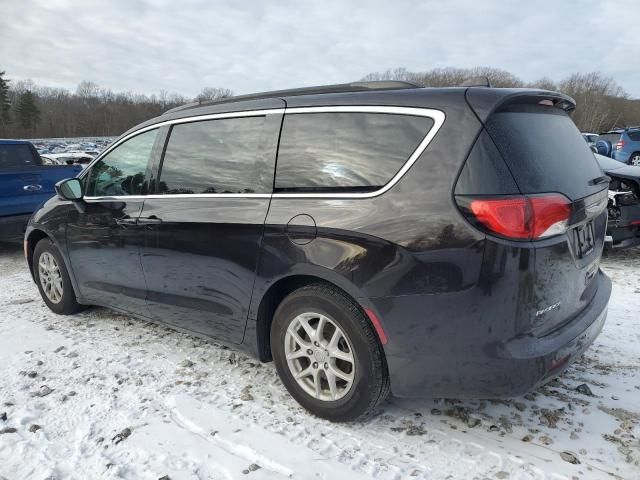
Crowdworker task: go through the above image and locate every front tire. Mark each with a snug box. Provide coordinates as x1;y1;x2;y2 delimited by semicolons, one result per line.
33;239;84;315
271;283;389;422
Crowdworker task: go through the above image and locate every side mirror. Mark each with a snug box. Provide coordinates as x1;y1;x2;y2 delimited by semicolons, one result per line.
55;178;83;201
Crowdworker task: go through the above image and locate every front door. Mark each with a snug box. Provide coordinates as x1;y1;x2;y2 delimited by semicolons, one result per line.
66;128;162;316
140;109;282;343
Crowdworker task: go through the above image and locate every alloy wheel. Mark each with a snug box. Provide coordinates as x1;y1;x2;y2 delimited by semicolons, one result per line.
630;154;640;166
284;312;355;401
38;252;63;304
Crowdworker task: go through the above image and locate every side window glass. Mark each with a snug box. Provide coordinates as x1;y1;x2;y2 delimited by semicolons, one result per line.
158;116;268;194
85;129;157;197
275;112;434;192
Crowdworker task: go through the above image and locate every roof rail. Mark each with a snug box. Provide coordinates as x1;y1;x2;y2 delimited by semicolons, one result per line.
163;80;421;115
459;76;492;88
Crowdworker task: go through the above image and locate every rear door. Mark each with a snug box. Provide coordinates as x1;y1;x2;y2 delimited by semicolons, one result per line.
482;103;608;335
139;107;283;343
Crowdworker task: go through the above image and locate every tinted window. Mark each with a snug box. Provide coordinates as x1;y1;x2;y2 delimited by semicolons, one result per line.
627;131;640;142
455;130;519;195
275;112;434;191
485;106;603;200
597;133;620;143
159;116;267;194
85;129;157;196
0;144;40;169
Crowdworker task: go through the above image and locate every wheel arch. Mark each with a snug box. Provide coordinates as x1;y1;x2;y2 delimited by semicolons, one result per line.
26;227;82;302
252;273;383;363
25;229;52;279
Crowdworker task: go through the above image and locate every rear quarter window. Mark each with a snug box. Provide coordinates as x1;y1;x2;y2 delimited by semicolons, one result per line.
485;106;603;200
275;112;434;192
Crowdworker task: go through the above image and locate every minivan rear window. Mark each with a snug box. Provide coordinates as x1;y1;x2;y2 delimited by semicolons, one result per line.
275;112;433;192
0;144;40;169
485;106;603;201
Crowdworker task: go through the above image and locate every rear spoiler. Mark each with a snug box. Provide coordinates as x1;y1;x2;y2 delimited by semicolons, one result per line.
464;88;576;123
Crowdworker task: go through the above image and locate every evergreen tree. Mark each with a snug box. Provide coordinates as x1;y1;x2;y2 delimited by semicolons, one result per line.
0;71;11;132
16;90;40;134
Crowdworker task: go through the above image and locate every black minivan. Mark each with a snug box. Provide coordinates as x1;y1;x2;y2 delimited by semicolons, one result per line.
25;82;611;421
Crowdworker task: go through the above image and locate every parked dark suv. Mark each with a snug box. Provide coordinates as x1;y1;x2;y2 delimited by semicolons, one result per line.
25;81;611;421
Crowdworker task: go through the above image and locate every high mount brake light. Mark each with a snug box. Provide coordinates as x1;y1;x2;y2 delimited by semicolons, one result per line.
458;194;572;240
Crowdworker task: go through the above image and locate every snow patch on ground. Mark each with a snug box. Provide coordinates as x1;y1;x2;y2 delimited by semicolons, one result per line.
0;243;638;479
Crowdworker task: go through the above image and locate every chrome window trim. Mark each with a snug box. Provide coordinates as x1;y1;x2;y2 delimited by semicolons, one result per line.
78;108;286;180
273;106;445;199
80;105;445;201
83;193;272;201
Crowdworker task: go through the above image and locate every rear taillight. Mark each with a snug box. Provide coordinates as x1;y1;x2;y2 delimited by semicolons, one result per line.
457;194;572;240
616;140;625;151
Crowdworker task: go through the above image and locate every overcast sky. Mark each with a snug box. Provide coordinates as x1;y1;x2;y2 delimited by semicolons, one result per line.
2;0;639;98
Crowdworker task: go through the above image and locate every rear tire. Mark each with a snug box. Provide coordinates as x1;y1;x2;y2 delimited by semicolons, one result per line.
628;152;640;166
271;283;389;422
33;239;85;315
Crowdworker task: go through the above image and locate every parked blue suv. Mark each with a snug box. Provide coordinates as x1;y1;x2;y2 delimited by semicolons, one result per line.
595;127;640;165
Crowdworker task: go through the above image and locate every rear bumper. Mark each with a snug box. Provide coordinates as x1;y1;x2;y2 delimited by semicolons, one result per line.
375;271;611;398
613;151;631;163
0;214;32;242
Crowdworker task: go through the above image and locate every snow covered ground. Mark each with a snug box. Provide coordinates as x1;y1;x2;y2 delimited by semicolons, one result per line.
0;242;638;480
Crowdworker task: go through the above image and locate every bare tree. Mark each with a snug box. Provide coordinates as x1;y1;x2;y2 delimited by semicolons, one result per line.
361;67;640;132
558;72;628;132
76;80;100;98
1;68;639;137
0;74;191;138
195;87;233;103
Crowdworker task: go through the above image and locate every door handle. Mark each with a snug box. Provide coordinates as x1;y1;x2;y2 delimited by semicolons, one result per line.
23;184;43;192
137;215;162;225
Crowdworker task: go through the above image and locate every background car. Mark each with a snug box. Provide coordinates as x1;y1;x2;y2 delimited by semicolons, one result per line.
582;132;599;150
595;127;640;165
594;153;640;248
41;152;94;168
0;140;82;242
40;155;66;165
